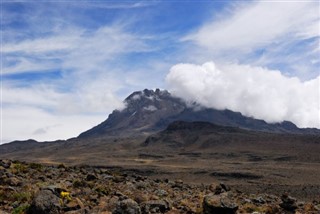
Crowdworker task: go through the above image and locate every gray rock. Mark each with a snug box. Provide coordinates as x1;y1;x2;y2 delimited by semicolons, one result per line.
213;183;230;195
135;181;149;190
154;189;168;197
86;174;97;181
28;189;61;214
5;177;22;186
0;160;11;169
203;193;238;214
113;198;141;214
219;183;230;192
141;200;170;213
252;196;265;204
280;194;297;211
44;185;66;196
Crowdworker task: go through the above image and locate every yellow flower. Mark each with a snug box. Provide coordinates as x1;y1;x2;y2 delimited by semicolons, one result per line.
60;191;72;201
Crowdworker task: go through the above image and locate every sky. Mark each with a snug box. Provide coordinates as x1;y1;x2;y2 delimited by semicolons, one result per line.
1;0;319;143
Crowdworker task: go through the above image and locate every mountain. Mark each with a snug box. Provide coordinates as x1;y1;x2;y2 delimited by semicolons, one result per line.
79;89;319;138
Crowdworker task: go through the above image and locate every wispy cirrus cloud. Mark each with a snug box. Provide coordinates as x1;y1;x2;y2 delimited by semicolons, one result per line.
1;2;163;143
2;25;150;75
183;1;319;79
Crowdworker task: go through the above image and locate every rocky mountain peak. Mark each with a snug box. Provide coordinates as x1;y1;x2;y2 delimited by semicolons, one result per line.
125;88;169;100
78;89;186;138
78;89;319;138
121;88;184;115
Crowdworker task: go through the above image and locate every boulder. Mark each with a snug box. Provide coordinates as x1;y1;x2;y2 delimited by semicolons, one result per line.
0;160;11;169
113;199;141;214
203;193;238;214
141;200;170;213
28;189;61;214
279;194;297;211
5;177;22;186
212;183;231;195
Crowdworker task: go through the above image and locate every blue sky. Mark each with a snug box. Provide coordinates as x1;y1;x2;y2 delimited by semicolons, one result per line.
1;1;319;143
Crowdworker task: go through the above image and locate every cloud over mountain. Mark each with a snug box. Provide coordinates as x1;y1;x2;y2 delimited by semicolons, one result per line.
166;62;320;128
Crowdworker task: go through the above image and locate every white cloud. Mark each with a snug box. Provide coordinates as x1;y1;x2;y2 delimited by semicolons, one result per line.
1;106;106;144
182;1;320;80
1;79;125;144
2;25;149;75
2;32;80;54
166;61;320;128
2;84;62;108
184;1;319;52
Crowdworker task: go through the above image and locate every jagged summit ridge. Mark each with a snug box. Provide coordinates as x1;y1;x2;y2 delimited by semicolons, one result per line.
79;89;186;138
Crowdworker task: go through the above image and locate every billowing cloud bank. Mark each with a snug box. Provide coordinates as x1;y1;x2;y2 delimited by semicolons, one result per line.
166;62;320;128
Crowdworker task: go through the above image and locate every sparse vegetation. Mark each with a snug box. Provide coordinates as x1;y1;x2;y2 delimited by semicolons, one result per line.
1;160;319;213
12;204;30;214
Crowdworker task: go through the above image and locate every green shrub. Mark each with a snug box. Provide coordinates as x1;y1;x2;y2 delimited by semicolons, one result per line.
29;163;43;170
12;192;32;203
12;204;30;214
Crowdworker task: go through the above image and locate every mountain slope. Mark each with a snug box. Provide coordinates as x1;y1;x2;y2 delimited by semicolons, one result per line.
79;89;319;138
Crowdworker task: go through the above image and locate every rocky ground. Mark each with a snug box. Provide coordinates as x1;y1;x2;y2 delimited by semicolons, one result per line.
1;160;319;214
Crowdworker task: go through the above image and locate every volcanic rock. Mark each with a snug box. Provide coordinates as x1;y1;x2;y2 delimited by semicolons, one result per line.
203;193;238;214
113;199;141;214
28;189;61;214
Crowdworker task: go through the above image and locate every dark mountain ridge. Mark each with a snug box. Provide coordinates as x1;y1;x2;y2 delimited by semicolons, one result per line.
144;120;320;149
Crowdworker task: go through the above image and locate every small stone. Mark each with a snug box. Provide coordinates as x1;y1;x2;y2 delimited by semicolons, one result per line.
134;193;148;204
75;198;85;209
220;183;230;192
155;189;168;197
64;201;81;211
103;175;114;180
86;174;97;181
11;201;19;208
209;183;217;192
253;196;265;204
135;181;149;190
